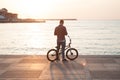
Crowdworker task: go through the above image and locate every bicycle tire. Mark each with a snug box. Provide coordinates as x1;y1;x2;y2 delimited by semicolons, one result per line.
66;48;78;60
47;49;57;62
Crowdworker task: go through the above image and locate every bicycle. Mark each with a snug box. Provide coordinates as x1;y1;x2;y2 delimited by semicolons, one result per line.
47;35;78;62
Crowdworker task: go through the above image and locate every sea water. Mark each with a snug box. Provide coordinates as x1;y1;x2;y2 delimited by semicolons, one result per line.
0;20;120;55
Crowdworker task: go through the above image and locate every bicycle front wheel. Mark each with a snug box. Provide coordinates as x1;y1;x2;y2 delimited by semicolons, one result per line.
47;49;57;62
66;48;78;60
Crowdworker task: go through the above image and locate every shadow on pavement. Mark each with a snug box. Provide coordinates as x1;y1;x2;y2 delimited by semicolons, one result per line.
49;60;84;80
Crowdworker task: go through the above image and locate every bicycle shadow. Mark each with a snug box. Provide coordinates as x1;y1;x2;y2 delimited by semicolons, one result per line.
50;60;85;80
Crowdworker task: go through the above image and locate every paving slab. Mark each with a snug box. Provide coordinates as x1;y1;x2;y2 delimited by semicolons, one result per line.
86;58;116;63
19;58;48;63
90;71;120;79
0;70;42;78
0;63;11;70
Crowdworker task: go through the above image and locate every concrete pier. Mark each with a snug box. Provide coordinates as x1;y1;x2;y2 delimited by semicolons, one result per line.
0;55;120;80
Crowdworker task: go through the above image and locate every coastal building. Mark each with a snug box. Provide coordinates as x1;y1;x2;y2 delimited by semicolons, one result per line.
0;8;45;23
0;8;18;21
0;15;5;19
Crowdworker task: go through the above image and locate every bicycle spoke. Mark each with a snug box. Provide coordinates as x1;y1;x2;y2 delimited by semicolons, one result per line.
47;49;57;62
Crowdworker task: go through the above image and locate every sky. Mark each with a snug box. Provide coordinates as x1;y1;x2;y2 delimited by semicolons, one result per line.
0;0;120;19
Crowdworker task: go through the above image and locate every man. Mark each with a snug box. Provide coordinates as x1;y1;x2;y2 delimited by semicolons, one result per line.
54;20;68;61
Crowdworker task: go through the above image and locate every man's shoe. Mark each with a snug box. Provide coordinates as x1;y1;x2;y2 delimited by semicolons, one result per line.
62;59;67;61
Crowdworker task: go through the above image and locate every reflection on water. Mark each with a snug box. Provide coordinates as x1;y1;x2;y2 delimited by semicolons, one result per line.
0;20;120;55
0;22;57;55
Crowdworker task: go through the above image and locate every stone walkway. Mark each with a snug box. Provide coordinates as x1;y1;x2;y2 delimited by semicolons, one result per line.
0;55;120;80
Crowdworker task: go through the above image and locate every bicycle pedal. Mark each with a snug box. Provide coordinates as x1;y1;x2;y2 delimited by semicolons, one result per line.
56;58;60;61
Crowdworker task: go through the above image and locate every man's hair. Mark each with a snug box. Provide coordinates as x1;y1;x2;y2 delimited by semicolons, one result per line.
60;20;64;24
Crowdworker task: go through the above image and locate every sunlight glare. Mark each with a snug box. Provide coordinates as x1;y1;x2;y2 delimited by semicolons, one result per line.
16;0;57;18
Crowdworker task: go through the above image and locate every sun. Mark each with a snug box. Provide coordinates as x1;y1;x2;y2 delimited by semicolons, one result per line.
15;0;56;18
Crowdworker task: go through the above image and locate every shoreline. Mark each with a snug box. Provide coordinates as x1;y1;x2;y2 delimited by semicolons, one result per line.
0;55;120;58
0;20;45;23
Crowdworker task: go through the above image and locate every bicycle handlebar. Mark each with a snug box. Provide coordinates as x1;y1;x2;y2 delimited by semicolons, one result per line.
67;35;71;46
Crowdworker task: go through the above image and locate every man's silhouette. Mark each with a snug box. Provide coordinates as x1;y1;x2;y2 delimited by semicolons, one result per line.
54;20;68;61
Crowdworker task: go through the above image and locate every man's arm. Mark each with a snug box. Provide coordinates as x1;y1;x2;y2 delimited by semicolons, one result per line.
54;27;57;35
64;27;68;35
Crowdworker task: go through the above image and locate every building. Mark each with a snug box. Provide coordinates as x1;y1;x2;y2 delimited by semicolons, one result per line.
0;15;5;19
0;8;18;21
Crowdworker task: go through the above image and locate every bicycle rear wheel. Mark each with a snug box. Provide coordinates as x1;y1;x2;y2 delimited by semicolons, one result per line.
66;48;78;60
47;49;57;62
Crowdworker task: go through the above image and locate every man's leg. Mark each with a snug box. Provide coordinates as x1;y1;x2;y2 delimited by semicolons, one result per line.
62;42;65;60
57;42;60;59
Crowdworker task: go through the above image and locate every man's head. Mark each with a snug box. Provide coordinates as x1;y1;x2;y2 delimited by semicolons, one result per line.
59;20;64;25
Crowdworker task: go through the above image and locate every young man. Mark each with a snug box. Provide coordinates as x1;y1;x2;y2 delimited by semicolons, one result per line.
54;20;68;61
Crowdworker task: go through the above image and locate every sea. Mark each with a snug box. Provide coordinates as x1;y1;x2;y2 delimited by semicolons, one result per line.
0;20;120;55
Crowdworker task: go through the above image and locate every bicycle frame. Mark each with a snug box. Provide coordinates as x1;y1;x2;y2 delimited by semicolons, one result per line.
56;35;72;54
66;35;71;48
